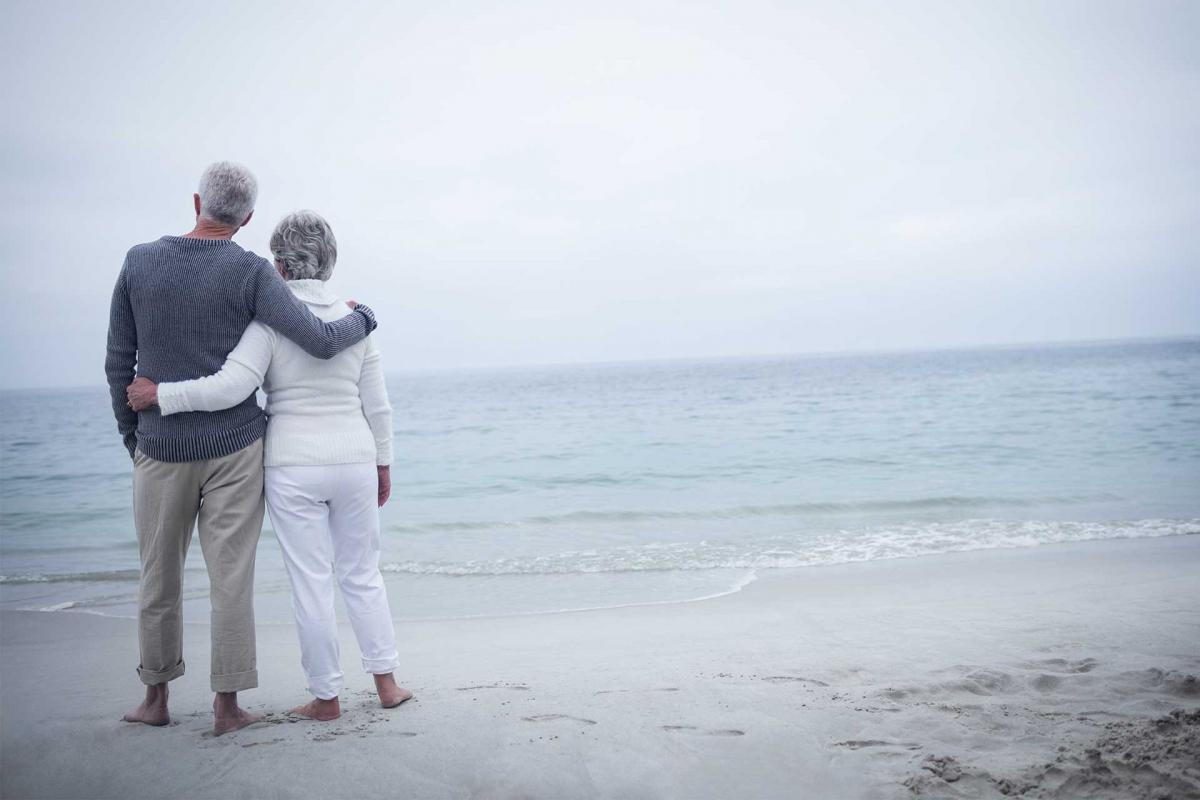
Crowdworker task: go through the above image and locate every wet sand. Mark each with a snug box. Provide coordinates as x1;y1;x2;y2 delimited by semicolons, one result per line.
2;534;1198;799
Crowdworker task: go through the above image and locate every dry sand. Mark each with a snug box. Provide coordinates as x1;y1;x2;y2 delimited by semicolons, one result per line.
2;534;1198;799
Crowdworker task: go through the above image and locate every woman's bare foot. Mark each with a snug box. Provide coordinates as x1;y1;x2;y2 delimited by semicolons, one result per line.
288;697;341;721
374;673;413;708
122;684;170;726
212;692;265;736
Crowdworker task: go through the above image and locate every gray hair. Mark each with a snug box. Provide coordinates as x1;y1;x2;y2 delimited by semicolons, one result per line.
197;161;258;227
270;210;338;281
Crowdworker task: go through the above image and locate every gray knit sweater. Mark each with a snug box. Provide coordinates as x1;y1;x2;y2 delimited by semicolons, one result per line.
105;235;377;463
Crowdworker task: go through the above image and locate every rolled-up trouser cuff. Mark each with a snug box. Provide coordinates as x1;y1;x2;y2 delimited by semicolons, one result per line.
362;655;401;675
211;668;258;693
138;659;186;686
307;671;344;701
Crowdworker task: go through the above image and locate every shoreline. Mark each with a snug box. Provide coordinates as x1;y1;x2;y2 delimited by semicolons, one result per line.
9;528;1197;625
3;534;1199;799
15;569;763;623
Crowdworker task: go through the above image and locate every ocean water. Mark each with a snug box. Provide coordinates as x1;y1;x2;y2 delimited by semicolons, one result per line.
1;338;1198;625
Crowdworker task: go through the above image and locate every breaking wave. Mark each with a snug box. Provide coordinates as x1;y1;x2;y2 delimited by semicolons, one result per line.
380;518;1198;577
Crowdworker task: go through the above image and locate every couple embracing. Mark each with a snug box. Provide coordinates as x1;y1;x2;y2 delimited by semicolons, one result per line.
106;161;411;734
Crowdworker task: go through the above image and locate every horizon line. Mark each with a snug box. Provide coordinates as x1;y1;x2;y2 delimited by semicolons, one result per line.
391;332;1200;376
2;332;1197;393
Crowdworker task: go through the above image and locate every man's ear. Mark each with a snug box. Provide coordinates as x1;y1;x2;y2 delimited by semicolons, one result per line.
241;210;254;228
193;193;202;217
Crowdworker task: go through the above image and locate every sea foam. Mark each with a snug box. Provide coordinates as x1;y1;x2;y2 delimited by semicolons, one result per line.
380;518;1199;577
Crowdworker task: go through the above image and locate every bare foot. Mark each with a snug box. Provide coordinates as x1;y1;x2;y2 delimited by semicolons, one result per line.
212;692;264;736
122;684;170;726
288;697;341;721
374;673;414;708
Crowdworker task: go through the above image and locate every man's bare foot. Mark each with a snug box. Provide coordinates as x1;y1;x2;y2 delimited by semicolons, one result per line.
374;673;414;708
212;691;264;736
288;697;341;721
122;684;170;726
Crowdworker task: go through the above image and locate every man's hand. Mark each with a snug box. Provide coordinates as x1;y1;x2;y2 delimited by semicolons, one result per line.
377;465;391;507
346;299;358;310
127;377;159;412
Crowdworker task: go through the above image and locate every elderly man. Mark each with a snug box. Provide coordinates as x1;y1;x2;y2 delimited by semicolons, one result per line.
105;161;377;735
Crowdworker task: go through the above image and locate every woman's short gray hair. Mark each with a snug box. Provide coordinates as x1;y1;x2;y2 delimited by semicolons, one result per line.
270;211;338;281
197;161;257;227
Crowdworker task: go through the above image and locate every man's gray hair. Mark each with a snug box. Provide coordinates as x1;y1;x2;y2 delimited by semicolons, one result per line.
270;210;338;281
197;161;258;227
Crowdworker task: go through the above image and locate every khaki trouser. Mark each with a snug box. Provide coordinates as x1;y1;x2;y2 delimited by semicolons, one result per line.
132;439;264;692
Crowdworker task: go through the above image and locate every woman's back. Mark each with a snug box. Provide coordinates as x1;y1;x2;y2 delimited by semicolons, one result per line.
258;280;378;467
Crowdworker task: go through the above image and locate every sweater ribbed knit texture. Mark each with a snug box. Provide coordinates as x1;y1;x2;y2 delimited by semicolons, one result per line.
105;236;377;463
155;279;394;468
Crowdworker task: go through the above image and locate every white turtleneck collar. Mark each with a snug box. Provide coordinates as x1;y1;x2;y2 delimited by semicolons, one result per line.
286;279;339;307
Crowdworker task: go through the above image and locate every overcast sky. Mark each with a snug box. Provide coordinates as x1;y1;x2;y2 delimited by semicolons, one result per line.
1;0;1196;389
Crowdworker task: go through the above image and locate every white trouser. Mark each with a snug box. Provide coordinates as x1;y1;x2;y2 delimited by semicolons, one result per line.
265;462;400;700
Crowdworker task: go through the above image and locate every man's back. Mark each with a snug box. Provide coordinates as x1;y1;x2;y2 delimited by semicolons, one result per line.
128;237;266;382
106;235;376;463
114;236;270;461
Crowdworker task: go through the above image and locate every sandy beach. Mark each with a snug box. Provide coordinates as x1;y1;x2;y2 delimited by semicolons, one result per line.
3;534;1198;799
4;1;1198;798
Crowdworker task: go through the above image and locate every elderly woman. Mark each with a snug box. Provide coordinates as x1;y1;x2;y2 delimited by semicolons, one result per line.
127;211;411;721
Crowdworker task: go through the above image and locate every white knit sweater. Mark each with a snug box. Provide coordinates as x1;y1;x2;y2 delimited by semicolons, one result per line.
157;279;392;467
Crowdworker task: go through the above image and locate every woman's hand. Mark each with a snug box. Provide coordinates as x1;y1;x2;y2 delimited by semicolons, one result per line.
377;465;391;507
127;377;159;412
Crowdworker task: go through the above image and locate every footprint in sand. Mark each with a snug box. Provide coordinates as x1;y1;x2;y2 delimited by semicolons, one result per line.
762;676;830;687
199;721;269;739
523;714;597;725
1129;668;1200;697
1032;674;1063;691
661;725;745;737
595;687;680;695
456;683;531;692
1025;657;1099;674
241;738;285;749
832;739;921;751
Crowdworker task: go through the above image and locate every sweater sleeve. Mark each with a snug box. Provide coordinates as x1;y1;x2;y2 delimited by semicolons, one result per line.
358;336;394;466
104;263;139;459
243;258;376;359
157;322;276;415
